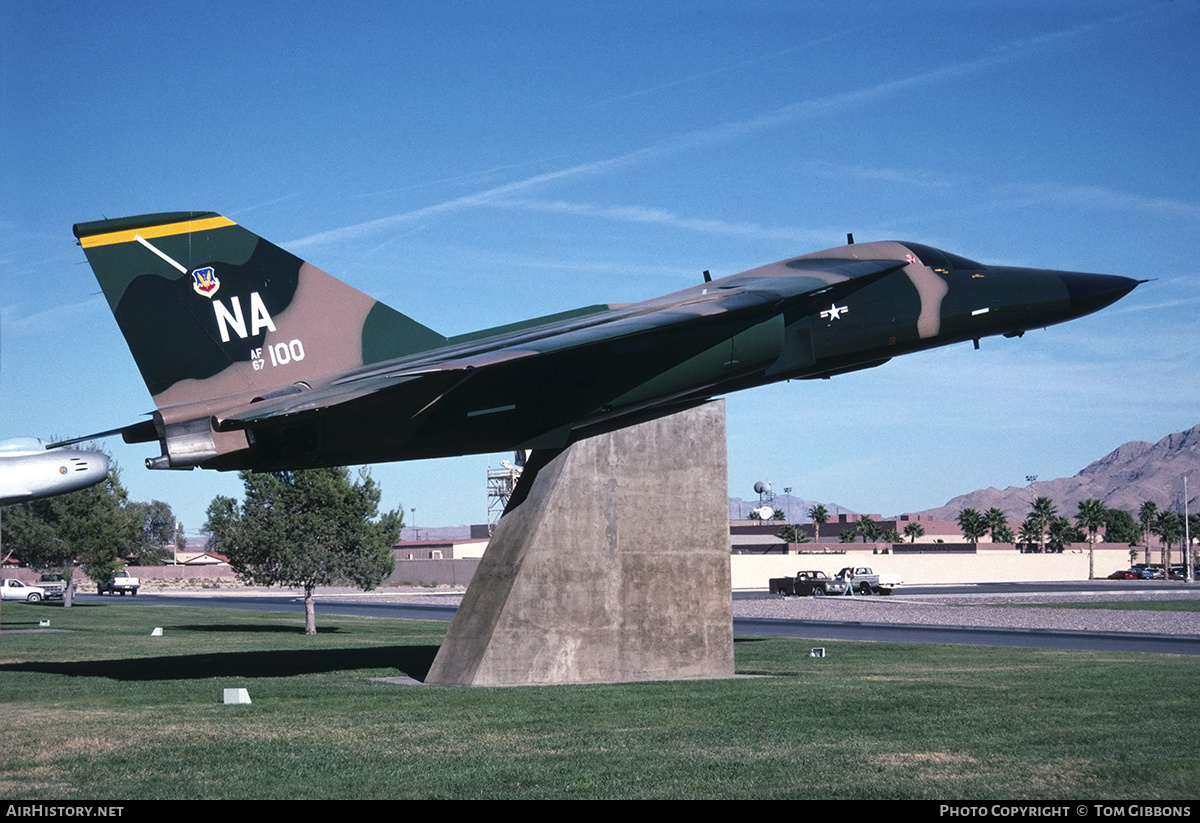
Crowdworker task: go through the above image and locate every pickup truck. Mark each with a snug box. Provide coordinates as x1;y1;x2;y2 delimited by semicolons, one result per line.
99;573;140;596
36;574;69;600
769;570;849;598
836;566;901;595
1;579;47;602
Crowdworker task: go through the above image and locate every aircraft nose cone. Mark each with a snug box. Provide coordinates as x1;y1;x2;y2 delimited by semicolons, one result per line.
1059;271;1141;317
89;454;111;479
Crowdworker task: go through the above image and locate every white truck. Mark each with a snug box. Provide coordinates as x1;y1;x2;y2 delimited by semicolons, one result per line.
35;574;69;600
836;566;901;596
99;573;140;596
1;579;47;602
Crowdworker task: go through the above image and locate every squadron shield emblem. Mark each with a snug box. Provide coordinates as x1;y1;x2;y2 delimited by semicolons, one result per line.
192;266;220;298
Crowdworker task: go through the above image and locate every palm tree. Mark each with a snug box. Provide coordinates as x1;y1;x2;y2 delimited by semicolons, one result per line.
856;515;881;544
1139;501;1159;566
1029;497;1057;554
808;505;829;542
957;508;987;544
992;523;1016;545
1018;518;1042;553
903;522;925;543
1189;513;1200;577
985;508;1008;543
1156;510;1183;572
778;524;807;544
1047;516;1082;553
1076;498;1107;579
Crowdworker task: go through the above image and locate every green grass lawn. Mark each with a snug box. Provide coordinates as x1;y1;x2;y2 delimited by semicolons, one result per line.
1;600;1197;799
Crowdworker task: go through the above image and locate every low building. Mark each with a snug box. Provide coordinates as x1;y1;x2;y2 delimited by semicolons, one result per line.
393;537;489;561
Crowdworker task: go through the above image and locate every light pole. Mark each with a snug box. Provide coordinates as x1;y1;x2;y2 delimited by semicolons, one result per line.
1185;476;1193;583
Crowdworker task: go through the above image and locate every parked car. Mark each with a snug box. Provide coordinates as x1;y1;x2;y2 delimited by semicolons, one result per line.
1;579;46;602
1107;569;1140;580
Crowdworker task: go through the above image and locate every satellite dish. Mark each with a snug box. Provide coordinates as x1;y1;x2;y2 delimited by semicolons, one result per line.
754;481;771;494
754;506;774;520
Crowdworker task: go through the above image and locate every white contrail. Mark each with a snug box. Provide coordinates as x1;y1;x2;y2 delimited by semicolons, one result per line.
289;12;1132;250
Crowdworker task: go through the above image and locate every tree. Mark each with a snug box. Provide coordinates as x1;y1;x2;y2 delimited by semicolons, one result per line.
1155;510;1183;573
1076;498;1107;579
1103;508;1141;546
984;508;1008;542
991;523;1016;545
772;509;785;521
957;508;987;543
808;505;829;542
1047;516;1083;553
881;528;902;544
204;468;401;634
1017;517;1043;553
903;522;925;543
1029;497;1058;554
1138;501;1159;565
778;524;807;544
1188;513;1200;575
126;499;179;565
856;515;880;543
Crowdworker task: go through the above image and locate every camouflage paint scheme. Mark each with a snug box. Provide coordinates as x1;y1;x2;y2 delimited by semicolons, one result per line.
73;213;1139;472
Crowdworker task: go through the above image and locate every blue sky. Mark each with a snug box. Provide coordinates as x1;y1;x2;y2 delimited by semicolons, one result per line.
3;1;1198;536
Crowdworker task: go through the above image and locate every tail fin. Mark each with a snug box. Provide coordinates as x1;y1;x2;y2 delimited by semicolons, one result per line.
74;212;446;413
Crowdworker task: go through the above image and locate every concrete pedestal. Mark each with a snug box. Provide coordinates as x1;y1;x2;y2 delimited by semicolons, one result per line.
424;400;733;686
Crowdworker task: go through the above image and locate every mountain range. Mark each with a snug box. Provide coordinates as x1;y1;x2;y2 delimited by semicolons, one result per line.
913;424;1200;522
406;425;1200;533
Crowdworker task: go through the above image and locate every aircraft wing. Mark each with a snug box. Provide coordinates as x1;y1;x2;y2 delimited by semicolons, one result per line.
212;258;906;432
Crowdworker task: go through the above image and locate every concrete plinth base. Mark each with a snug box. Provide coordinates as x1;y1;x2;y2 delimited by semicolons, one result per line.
424;400;733;686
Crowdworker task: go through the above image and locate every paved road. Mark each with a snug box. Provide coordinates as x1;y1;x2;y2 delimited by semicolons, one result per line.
732;616;1200;654
734;580;1197;599
75;582;1200;655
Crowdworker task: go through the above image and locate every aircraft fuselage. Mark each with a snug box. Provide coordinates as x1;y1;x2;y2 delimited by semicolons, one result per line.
71;213;1139;472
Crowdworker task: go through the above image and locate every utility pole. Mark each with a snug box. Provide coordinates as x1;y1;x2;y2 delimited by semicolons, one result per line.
1186;476;1193;584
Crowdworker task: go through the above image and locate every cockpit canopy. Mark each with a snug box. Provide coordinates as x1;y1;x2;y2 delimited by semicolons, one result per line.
902;242;985;272
0;437;45;455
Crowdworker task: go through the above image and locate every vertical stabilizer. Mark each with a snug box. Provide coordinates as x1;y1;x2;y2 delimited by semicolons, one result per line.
74;212;448;468
74;212;447;410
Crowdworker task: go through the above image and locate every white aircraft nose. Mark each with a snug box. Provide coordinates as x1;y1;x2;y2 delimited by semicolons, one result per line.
61;451;110;491
0;447;110;505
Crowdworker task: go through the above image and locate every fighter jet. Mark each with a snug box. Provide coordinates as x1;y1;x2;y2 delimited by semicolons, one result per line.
73;213;1139;472
0;437;109;506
